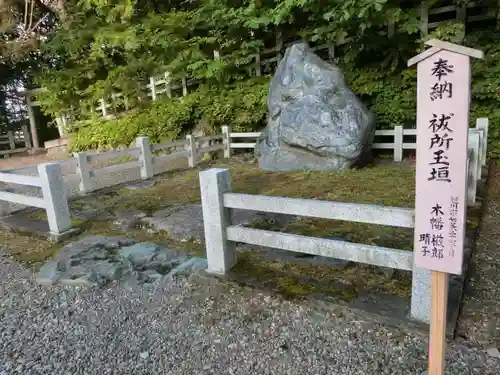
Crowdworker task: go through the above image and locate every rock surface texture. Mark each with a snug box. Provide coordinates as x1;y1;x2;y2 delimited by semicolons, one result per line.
143;204;295;243
256;42;375;172
36;235;207;287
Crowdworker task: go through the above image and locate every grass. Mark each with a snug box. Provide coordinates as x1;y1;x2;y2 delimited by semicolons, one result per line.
1;158;418;297
3;159;416;257
232;251;412;300
115;158;415;212
114;159;416;250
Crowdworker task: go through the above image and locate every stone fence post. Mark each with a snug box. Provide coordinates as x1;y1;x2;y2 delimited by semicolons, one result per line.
393;125;403;162
199;168;235;275
22;125;32;148
74;152;92;194
186;134;197;168
38;163;72;235
222;126;232;158
7;131;15;151
136;136;154;179
476;117;488;166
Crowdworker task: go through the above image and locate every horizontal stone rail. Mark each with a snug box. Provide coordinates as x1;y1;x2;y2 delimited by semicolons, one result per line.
224;193;415;227
196;135;223;143
153;150;189;164
200;161;485;324
200;168;415;275
151;139;187;152
226;226;414;271
220;118;489;163
72;136;194;194
198;143;224;154
0;163;71;235
86;147;140;163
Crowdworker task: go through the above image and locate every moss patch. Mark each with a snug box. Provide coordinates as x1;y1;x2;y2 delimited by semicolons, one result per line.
232;251;412;300
2;160;416;278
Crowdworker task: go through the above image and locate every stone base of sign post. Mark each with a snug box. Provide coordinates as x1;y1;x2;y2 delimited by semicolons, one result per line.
411;267;432;323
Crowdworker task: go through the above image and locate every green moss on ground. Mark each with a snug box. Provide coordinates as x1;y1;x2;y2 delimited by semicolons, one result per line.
2;159;417;296
233;251;412;299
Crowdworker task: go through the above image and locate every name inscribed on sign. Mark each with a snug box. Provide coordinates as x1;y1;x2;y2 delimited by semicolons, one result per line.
414;50;469;275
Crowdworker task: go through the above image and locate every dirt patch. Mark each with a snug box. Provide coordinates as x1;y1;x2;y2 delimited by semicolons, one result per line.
0;151;71;170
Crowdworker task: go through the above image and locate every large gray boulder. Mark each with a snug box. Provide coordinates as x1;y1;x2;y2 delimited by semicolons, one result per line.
255;42;375;171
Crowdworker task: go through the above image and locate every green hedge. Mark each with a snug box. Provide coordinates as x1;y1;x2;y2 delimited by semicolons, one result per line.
70;77;269;151
71;30;500;157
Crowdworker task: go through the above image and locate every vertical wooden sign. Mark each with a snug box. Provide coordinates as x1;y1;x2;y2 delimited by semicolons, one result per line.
408;39;483;375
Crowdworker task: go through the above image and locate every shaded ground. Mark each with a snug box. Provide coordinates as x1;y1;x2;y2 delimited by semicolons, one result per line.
457;163;500;347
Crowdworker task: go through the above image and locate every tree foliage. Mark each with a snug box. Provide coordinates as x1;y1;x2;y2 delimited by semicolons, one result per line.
3;0;500;154
35;0;429;116
70;77;269;151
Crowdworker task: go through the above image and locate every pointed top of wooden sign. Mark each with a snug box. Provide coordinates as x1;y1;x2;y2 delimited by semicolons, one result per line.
407;39;484;67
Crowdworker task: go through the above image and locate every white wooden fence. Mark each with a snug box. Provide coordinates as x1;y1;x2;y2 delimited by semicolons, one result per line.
199;125;486;323
0;163;71;234
222;117;489;163
0;126;32;156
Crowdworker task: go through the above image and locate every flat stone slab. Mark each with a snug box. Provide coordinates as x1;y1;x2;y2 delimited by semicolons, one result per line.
36;235;207;287
143;204;294;242
71;205;102;221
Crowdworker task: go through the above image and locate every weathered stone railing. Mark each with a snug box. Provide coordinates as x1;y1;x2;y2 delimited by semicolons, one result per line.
221;117;489;163
0;126;32;157
0;163;71;235
199;168;429;318
199;129;486;324
0;116;488;242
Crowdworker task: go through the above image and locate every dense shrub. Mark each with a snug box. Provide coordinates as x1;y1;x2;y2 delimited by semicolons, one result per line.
71;26;500;157
70;77;269;151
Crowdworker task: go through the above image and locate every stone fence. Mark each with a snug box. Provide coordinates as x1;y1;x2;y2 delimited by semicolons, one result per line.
222;117;489;163
0;126;32;157
199;131;486;323
0;118;488;244
0;163;71;236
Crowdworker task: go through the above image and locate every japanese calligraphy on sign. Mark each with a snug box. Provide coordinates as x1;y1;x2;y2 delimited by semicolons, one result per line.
414;50;470;275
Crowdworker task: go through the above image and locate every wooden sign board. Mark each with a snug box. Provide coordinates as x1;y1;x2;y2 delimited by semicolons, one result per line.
408;39;483;375
409;40;483;275
414;49;469;275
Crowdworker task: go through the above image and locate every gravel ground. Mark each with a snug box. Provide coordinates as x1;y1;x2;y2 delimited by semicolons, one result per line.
457;164;500;347
0;253;499;375
0;159;499;374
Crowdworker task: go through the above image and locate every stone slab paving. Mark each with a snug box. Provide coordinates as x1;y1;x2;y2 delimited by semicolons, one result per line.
143;204;295;242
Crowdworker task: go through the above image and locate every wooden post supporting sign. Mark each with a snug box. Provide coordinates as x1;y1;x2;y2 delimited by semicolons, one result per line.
408;40;483;375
